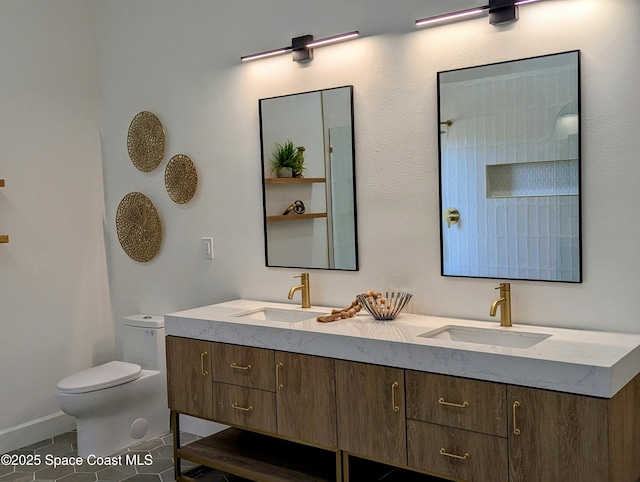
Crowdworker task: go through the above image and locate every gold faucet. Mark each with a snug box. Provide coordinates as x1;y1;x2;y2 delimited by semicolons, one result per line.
489;283;512;327
288;272;310;308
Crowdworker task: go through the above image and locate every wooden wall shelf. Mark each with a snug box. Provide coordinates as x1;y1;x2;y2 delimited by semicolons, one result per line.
265;177;326;184
267;213;327;222
0;179;5;187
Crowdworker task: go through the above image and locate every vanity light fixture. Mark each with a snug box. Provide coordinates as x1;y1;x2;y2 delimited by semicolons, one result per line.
241;31;359;62
415;0;543;28
415;7;488;27
240;47;290;62
305;31;360;48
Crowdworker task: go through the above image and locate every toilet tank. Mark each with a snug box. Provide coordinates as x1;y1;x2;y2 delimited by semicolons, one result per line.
123;314;166;372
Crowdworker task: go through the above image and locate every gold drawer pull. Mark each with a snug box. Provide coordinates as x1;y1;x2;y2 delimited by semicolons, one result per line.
439;448;469;460
276;362;284;389
200;352;209;376
513;400;521;436
230;362;252;371
232;403;253;412
438;397;469;409
391;381;400;413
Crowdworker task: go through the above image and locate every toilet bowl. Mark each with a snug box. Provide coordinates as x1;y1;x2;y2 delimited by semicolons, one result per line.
55;315;169;458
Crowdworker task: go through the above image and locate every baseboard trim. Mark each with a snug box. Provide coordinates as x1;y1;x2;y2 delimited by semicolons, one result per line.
0;411;75;455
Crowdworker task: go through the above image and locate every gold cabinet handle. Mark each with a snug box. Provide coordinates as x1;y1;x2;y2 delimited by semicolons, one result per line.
439;448;469;460
276;362;284;389
231;403;253;412
391;381;400;413
200;352;209;376
513;400;521;436
230;362;252;371
438;397;469;409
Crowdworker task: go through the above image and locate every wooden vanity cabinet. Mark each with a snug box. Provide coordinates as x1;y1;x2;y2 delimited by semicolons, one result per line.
406;421;507;482
335;360;406;466
508;378;640;482
406;371;508;482
210;343;338;448
170;339;342;482
211;342;277;432
211;342;275;391
405;371;507;437
166;336;214;420
168;335;640;482
212;382;277;433
275;350;337;448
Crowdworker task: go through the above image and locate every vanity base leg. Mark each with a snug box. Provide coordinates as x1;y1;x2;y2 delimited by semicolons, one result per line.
171;411;182;481
342;451;350;482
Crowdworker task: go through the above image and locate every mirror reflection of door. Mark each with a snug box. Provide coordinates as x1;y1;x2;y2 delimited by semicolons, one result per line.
328;126;356;269
260;86;358;271
438;51;581;282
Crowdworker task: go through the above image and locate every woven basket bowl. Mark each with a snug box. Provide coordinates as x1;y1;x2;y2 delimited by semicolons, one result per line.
356;291;413;321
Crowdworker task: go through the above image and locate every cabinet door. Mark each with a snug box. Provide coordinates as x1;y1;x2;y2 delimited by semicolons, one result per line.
335;360;406;466
213;382;277;433
211;342;275;391
508;385;608;482
275;352;337;448
166;336;213;419
407;420;508;482
406;371;507;437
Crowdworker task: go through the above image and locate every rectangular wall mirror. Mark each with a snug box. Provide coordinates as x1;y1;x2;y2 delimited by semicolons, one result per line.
260;86;358;270
438;51;581;282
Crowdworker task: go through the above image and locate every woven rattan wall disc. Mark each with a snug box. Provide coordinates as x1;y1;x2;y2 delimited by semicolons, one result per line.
127;111;166;172
116;192;162;262
165;154;198;204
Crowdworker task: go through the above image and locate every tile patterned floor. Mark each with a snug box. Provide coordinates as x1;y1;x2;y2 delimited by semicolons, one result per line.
1;431;443;482
0;432;247;482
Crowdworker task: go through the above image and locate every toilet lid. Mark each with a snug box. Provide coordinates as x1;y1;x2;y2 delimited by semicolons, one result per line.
56;361;142;394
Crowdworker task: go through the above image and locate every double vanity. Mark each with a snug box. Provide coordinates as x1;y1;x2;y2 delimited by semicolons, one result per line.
165;299;640;482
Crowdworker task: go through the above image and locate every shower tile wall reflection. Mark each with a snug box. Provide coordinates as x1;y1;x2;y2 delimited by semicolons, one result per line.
440;58;580;281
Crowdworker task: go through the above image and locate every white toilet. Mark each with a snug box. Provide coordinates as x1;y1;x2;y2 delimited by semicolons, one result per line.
56;314;169;458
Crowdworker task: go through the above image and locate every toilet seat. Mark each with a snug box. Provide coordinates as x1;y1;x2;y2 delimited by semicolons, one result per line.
56;361;142;394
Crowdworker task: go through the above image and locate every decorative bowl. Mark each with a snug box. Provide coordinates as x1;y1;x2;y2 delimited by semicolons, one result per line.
356;291;413;321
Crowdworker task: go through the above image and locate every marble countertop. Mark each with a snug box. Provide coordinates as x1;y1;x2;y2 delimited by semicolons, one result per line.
165;299;640;398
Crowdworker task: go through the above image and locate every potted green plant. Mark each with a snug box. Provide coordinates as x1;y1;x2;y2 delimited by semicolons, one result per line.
270;141;304;178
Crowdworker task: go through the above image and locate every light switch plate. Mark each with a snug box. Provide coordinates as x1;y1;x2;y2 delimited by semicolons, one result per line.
202;237;214;259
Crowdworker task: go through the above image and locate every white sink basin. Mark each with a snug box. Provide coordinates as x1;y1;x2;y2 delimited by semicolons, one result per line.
233;307;324;323
418;325;551;349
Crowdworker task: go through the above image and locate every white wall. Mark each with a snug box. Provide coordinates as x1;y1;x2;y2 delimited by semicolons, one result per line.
95;0;640;339
2;0;638;454
0;1;113;453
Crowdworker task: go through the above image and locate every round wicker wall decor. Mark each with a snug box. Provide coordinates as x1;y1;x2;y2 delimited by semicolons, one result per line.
165;154;198;204
116;192;162;262
127;111;166;172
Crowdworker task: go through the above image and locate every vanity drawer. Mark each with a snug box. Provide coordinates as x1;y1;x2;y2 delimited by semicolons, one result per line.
407;420;508;482
213;382;276;433
212;342;275;391
405;371;507;437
